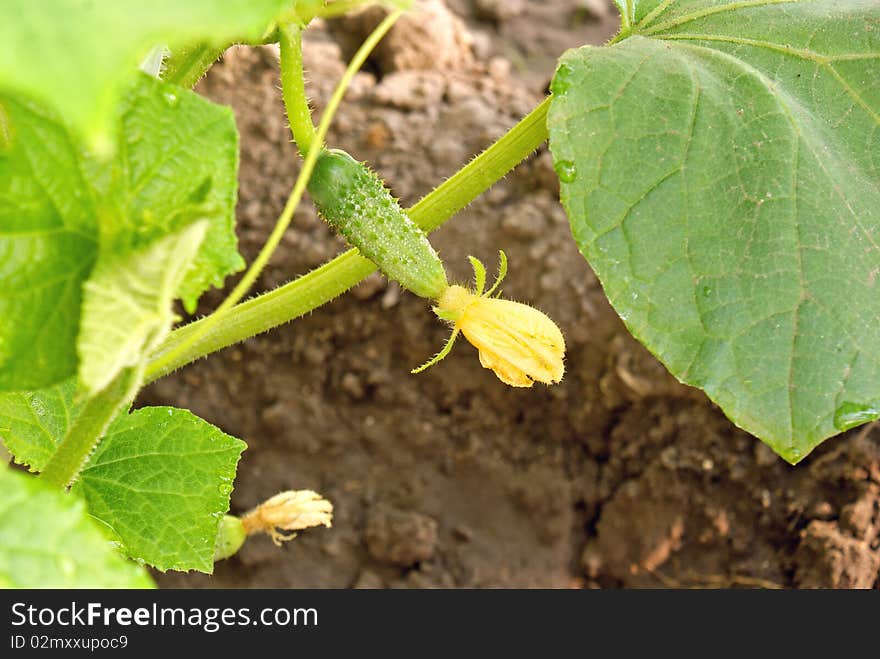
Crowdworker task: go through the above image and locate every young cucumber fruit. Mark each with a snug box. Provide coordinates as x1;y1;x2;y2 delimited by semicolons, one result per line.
307;148;448;300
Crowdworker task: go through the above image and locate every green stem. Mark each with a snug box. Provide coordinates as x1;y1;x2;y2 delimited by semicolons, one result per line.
162;43;225;89
161;27;285;90
145;96;550;383
40;365;144;489
279;23;317;156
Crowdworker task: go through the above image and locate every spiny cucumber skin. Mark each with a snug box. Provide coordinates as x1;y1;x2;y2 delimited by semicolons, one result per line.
308;149;448;300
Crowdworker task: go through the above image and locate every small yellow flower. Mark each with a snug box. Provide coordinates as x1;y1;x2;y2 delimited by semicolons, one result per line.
240;490;333;546
413;252;565;387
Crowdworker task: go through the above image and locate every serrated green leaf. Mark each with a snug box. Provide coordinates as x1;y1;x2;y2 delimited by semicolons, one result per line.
549;0;880;462
108;75;245;312
0;97;97;391
77;407;246;573
0;0;289;152
0;390;248;572
0;379;80;472
0;468;153;587
78;221;208;395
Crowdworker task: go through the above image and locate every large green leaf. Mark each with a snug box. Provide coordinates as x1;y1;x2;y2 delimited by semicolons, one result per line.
0;0;288;151
0;97;97;391
548;0;880;462
0;468;153;587
108;75;245;312
78;407;246;573
78;221;207;395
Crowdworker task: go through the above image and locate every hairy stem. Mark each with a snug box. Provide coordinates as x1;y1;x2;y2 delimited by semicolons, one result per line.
161;28;285;90
145;96;550;383
40;365;144;489
162;43;225;88
279;23;317;156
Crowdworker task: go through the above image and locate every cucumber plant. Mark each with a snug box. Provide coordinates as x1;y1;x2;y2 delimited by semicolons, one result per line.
0;0;877;587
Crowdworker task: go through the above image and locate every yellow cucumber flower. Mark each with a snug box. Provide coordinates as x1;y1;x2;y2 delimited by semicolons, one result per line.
413;252;565;387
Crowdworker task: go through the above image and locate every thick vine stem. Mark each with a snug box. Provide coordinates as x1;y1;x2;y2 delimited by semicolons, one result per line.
39;365;144;489
145;97;551;383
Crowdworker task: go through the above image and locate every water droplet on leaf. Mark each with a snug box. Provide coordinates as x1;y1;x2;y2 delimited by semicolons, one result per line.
554;160;577;183
833;402;880;431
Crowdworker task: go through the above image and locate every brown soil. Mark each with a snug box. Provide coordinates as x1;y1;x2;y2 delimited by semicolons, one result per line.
149;1;880;589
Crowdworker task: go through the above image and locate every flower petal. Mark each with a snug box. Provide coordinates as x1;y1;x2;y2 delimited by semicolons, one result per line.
478;348;534;387
460;297;565;384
